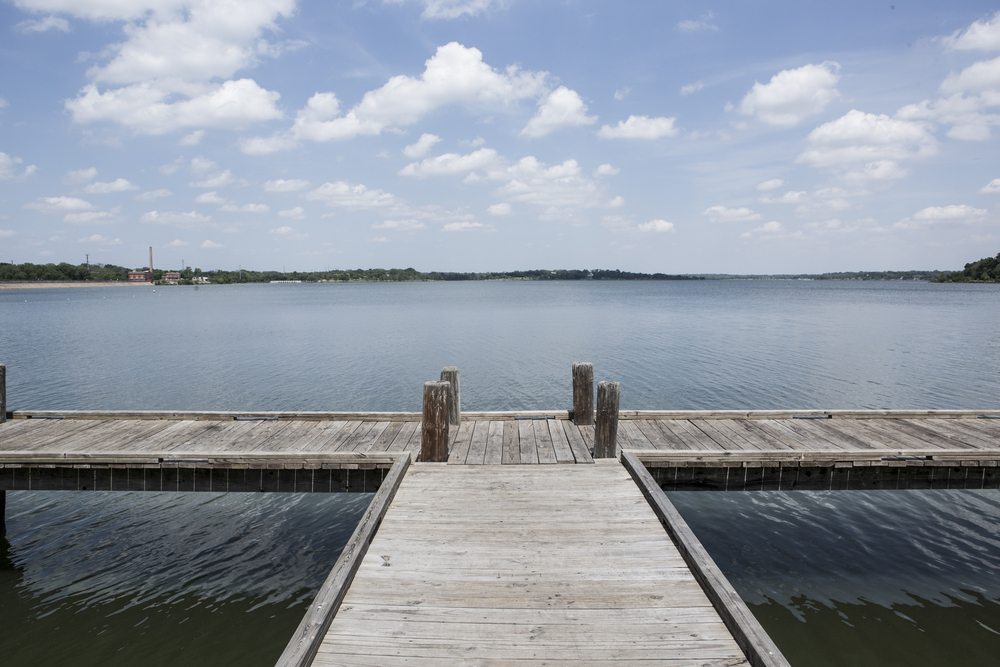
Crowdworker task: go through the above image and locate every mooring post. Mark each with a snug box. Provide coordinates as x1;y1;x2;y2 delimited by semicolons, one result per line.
0;362;6;424
421;381;451;462
594;381;620;458
572;362;593;425
440;366;460;426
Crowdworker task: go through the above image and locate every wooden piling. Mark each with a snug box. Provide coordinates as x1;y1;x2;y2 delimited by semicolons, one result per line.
594;381;620;458
572;362;593;425
440;366;460;426
421;381;451;462
0;363;5;424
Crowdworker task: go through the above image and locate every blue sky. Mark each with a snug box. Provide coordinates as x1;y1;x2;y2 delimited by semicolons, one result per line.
1;0;999;274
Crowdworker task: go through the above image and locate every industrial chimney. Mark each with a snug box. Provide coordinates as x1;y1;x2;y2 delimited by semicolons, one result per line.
149;246;153;274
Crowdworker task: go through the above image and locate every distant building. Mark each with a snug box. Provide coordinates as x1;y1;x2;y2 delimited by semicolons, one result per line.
128;271;153;282
163;272;181;283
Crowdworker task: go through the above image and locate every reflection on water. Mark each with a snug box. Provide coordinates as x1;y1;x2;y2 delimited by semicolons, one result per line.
0;491;371;667
669;490;1000;666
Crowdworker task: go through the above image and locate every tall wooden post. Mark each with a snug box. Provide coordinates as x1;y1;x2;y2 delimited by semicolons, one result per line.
421;381;450;462
594;381;620;458
440;367;460;426
0;363;6;424
572;362;593;425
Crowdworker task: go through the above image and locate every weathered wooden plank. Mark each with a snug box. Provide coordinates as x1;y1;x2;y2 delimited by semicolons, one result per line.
484;421;504;465
518;420;538;465
446;421;475;464
563;422;594;463
547;420;576;464
501;419;519;465
533;419;557;464
466;420;490;465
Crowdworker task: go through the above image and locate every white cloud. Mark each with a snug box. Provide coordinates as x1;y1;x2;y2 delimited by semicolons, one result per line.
83;178;138;194
64;211;120;224
195;191;227;204
386;0;498;20
278;206;305;218
740;62;840;126
520;86;597;138
487;157;605;213
461;136;486;147
756;178;784;191
263;178;310;192
941;11;1000;51
797;110;937;167
614;87;631;100
371;236;388;243
136;188;173;201
241;42;548;153
595;163;620;176
981;178;1000;193
487;202;511;215
703;205;761;223
24;196;94;213
399;148;499;177
895;204;989;229
180;130;205;145
637;219;675;232
403;133;442;158
442;221;492;232
220;202;269;213
190;156;217;173
201;239;224;249
759;190;806;204
597;115;678;139
269;225;307;239
840;160;910;184
64;167;98;184
141;210;212;226
0;230;16;238
189;170;236;188
67;78;283;135
15;16;70;33
680;81;704;96
0;152;35;180
678;12;718;32
372;219;426;231
77;234;122;244
607;195;625;208
167;239;189;247
159;157;184;175
304;181;397;209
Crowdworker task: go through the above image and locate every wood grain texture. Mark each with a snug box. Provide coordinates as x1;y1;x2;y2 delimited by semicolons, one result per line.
572;362;594;425
420;381;450;463
594;381;620;459
313;461;747;667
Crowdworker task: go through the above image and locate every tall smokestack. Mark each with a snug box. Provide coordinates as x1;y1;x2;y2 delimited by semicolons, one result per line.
149;246;153;274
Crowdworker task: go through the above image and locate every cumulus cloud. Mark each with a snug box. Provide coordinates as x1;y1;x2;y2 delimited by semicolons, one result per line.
241;42;547;153
0;152;35;180
0;230;15;238
64;211;121;224
840;159;910;184
637;219;675;232
141;210;212;226
757;178;784;191
399;148;499;177
680;81;704;96
64;167;98;184
403;133;442;158
195;191;227;204
304;181;397;209
53;0;293;134
77;234;122;244
83;178;138;194
487;202;511;215
981;178;1000;193
220;202;269;213
797;110;937;168
759;190;806;204
703;205;761;223
520;86;597;138
189;170;236;188
15;15;69;33
167;239;189;247
895;204;989;229
269;225;307;239
278;206;305;218
740;62;840;126
372;219;426;231
487;157;606;213
595;163;620;176
597;115;678;139
180;130;205;145
941;11;1000;51
24;196;94;213
442;221;492;232
263;178;310;192
136;188;173;201
896;58;1000;141
201;239;224;249
739;221;785;238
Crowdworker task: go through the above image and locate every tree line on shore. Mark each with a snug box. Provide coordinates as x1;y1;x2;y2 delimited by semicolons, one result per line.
933;253;1000;283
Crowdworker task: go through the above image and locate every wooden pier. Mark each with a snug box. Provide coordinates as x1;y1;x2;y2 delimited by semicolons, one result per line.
1;363;998;666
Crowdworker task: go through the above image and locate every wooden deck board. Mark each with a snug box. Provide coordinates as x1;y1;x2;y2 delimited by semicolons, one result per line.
312;462;746;667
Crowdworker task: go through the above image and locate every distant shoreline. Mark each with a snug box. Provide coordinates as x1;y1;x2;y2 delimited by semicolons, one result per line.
0;281;151;291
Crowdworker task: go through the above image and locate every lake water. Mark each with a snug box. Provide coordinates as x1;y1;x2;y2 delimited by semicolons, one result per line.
1;279;999;665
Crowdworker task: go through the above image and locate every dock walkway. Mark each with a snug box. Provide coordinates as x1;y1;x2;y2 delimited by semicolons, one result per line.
313;461;747;667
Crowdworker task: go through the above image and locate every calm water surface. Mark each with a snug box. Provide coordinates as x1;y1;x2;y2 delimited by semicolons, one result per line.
1;280;999;665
